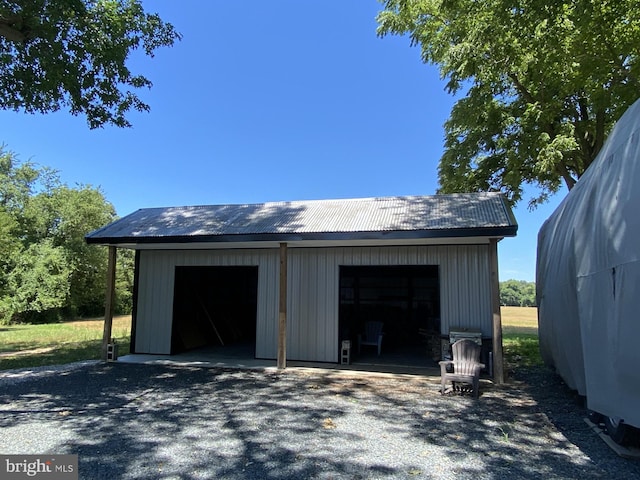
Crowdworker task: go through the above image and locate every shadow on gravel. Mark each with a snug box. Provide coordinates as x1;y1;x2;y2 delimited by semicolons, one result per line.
511;365;640;476
1;363;639;479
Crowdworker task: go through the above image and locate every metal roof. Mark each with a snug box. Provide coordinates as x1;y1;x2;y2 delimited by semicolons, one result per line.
85;193;517;245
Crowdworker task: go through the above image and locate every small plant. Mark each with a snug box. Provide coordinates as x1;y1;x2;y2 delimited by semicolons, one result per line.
497;425;511;443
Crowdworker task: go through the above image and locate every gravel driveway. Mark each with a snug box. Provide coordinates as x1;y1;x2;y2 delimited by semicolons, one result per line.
1;362;639;479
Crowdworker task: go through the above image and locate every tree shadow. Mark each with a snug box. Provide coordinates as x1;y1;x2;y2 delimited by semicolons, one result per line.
511;365;640;475
1;363;638;479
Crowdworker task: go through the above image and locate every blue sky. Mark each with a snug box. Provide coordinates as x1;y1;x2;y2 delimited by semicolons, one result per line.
0;0;564;281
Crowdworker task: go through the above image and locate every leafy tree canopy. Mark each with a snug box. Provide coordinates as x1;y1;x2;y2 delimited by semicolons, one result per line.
500;279;536;307
0;147;133;323
0;0;181;128
377;0;640;207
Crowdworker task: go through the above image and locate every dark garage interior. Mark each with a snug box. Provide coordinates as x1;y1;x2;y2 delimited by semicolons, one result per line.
171;266;258;354
339;265;441;362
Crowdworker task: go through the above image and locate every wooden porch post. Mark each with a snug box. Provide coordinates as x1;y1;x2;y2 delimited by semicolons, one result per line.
277;242;288;369
102;246;117;361
489;238;504;384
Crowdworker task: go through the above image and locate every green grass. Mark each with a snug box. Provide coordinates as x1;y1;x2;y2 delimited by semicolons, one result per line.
0;307;542;372
0;316;131;371
501;306;543;368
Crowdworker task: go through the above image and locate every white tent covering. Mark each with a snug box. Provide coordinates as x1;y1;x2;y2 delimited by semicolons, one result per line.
537;98;640;429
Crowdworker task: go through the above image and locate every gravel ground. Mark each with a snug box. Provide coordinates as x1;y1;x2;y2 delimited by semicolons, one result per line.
1;362;639;479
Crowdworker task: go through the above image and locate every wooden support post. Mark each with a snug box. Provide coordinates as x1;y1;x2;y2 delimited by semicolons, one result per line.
102;246;117;361
277;242;288;369
489;238;504;384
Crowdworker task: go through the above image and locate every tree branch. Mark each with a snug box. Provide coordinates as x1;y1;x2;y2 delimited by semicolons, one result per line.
558;162;577;190
0;15;26;43
573;96;592;174
507;72;537;104
592;108;606;167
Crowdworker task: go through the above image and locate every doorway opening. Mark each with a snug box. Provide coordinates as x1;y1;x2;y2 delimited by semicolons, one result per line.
339;265;440;365
171;266;258;355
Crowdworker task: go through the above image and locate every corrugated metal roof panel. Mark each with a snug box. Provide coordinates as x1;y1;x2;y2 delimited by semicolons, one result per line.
86;193;517;244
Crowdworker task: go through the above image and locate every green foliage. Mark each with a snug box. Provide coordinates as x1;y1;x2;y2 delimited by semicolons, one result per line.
0;0;181;128
0;147;131;324
24;185;117;316
114;248;134;314
0;207;19;292
6;239;71;320
500;280;536;307
503;334;543;367
377;0;640;207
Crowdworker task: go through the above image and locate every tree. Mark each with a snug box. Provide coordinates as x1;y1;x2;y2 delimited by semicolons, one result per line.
0;206;20;303
0;0;180;128
0;147;131;323
377;0;640;207
23;184;118;317
500;280;536;307
5;239;71;321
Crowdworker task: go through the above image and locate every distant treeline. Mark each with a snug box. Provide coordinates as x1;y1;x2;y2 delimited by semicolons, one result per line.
500;280;536;307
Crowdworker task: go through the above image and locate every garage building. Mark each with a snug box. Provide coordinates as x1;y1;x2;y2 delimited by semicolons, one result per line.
86;193;517;380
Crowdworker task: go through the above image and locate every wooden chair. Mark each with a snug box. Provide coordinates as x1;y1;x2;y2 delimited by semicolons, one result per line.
439;339;484;398
357;321;384;356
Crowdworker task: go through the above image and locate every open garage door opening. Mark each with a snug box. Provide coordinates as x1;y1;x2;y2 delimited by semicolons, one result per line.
339;266;441;366
171;266;258;355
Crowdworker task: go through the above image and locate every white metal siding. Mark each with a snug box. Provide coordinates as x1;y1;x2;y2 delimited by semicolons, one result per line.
288;249;339;362
135;251;175;353
286;245;492;363
134;244;492;361
438;245;492;334
135;249;279;355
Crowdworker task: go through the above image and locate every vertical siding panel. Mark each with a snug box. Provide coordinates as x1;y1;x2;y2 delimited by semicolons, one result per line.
256;251;278;359
134;251;151;353
437;245;492;337
287;250;301;360
456;247;467;330
287;249;330;362
306;252;318;360
136;250;174;354
445;245;464;333
150;252;165;353
284;248;340;363
313;251;323;361
268;250;280;358
136;251;151;353
440;246;450;335
316;249;337;362
316;249;338;362
293;250;304;360
160;252;175;352
305;250;316;361
478;245;492;335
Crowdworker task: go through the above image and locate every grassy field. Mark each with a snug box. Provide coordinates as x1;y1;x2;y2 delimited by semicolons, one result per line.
501;306;542;368
0;316;131;371
0;307;541;372
501;306;538;335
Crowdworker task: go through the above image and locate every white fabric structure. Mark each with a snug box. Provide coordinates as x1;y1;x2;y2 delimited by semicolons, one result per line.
537;99;640;429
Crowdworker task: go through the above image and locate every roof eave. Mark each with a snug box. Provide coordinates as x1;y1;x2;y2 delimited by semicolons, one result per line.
85;225;518;246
